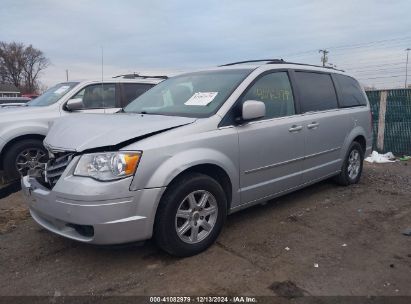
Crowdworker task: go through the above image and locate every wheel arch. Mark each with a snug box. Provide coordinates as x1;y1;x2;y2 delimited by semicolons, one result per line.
353;135;366;154
0;134;46;170
340;126;368;160
165;163;233;211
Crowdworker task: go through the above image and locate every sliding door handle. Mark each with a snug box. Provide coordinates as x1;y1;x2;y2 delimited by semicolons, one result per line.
307;122;319;129
289;125;303;132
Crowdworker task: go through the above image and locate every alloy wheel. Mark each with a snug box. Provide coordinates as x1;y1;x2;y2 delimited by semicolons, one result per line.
15;148;48;176
175;190;218;244
347;149;361;180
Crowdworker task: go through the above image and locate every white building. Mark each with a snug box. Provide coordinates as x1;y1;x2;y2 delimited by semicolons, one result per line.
0;83;20;97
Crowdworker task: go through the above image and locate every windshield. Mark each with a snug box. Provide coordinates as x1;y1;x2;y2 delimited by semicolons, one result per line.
123;69;252;117
28;82;79;106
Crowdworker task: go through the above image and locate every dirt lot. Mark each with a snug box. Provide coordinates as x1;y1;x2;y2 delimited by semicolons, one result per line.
0;162;410;297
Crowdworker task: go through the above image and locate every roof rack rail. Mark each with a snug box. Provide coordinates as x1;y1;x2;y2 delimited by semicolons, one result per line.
219;59;285;66
219;59;345;72
113;73;168;79
281;61;345;72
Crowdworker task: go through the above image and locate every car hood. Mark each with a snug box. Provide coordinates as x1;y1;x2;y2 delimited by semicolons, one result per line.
45;113;196;152
0;105;57;124
0;104;46;115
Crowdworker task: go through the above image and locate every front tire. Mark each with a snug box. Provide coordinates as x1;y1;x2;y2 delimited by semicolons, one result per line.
335;141;364;186
3;139;48;180
154;173;227;257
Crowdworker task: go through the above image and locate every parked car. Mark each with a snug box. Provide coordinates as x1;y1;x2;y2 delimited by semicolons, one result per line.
22;60;372;256
0;97;31;105
0;75;165;183
0;103;29;108
21;93;40;99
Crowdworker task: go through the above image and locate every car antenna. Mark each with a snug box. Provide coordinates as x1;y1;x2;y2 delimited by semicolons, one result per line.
101;46;105;107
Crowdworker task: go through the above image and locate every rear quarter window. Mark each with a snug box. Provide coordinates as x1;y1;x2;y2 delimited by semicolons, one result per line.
334;74;367;107
294;71;338;113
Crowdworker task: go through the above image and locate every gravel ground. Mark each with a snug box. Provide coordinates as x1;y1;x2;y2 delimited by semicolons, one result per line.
0;162;410;297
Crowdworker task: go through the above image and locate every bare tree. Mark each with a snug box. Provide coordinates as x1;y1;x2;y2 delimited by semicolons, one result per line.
0;42;25;88
22;45;50;92
0;41;50;93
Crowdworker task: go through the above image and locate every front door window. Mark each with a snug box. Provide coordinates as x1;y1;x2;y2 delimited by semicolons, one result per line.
241;72;295;120
69;84;116;109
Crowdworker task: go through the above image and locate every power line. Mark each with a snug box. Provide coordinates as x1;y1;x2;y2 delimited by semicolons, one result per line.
332;51;407;61
276;36;411;89
357;75;404;80
284;36;411;67
286;41;411;60
338;61;405;69
347;68;404;76
348;66;405;73
327;35;411;49
315;53;405;64
280;49;318;58
288;55;405;68
328;37;411;52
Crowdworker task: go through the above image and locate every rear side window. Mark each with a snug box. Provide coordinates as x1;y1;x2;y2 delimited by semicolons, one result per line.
122;83;154;106
241;72;295;119
334;74;367;107
295;72;338;112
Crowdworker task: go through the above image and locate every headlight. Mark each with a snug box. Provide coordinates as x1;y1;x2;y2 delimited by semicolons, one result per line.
74;151;142;181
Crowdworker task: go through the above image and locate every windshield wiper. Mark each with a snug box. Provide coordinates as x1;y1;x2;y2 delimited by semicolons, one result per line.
125;110;149;114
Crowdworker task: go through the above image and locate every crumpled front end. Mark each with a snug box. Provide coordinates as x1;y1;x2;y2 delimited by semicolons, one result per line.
21;149;165;244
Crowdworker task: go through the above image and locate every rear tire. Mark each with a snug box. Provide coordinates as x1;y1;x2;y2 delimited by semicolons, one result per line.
3;139;48;180
154;173;227;257
334;141;364;186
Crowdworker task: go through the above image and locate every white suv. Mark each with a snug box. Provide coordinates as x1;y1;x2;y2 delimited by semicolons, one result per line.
0;75;165;183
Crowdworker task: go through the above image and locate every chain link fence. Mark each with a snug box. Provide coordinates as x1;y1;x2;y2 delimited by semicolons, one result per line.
366;89;411;156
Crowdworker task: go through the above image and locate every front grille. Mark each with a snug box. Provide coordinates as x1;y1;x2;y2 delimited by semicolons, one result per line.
41;152;74;188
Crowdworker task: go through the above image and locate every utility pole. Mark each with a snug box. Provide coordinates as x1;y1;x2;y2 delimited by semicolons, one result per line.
101;46;104;82
101;46;104;107
319;49;329;67
405;48;410;88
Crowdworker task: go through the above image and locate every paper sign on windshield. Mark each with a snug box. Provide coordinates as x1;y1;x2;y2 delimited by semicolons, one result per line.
185;92;218;106
54;86;70;94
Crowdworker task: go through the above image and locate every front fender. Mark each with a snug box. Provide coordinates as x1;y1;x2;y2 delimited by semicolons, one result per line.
0;122;49;139
0;123;49;154
130;147;239;203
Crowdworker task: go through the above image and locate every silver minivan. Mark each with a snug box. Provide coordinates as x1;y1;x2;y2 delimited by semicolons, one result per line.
22;60;372;256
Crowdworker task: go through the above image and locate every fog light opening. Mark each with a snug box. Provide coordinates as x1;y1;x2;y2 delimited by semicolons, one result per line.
66;223;94;238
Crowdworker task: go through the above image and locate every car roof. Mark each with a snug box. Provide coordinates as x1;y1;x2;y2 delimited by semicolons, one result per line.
72;77;164;85
212;59;352;77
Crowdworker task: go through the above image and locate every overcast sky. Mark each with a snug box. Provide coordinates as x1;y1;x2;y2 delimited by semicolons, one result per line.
1;0;411;88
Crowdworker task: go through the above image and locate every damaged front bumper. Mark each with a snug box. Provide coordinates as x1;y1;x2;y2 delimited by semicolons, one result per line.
21;172;165;245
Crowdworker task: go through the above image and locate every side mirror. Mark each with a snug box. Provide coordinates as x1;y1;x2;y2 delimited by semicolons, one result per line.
241;100;266;121
66;98;84;111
